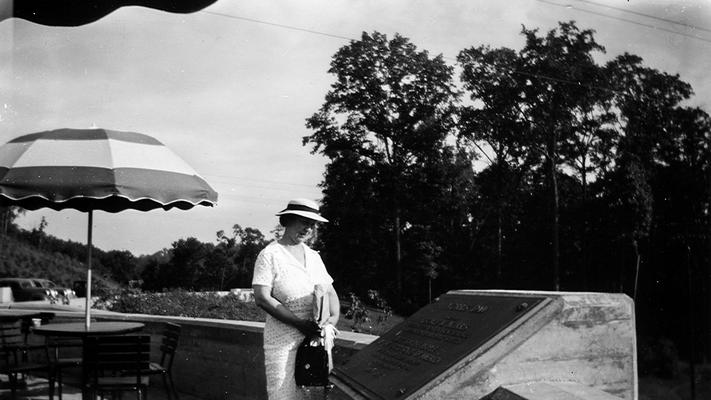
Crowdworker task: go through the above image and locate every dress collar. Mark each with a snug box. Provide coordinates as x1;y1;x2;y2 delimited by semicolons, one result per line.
277;242;307;269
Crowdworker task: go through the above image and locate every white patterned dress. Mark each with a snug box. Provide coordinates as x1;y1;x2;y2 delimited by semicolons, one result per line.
252;241;334;400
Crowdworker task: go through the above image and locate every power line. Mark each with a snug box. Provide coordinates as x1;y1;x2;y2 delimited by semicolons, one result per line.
201;10;356;41
535;0;711;44
203;4;711;51
204;9;628;97
573;0;711;34
202;4;711;102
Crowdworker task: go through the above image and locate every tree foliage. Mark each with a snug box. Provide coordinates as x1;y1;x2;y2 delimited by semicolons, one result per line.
140;225;270;292
0;233;116;291
306;24;711;363
304;31;474;310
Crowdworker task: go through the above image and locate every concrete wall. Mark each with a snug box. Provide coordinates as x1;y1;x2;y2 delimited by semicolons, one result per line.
22;289;636;400
44;310;375;400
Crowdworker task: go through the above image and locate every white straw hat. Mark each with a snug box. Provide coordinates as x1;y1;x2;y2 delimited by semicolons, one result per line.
275;198;328;223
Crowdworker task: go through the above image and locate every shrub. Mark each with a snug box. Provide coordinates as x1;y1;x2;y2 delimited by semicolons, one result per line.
96;287;400;335
344;292;370;331
94;288;266;321
367;289;392;323
343;290;392;333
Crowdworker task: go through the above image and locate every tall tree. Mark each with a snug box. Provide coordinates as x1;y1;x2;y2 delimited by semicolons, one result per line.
232;224;269;287
305;31;461;301
518;22;608;291
649;106;711;361
458;45;533;284
313;152;386;296
605;52;710;362
459;22;610;290
0;206;24;236
99;250;138;284
560;93;617;289
605;53;695;295
606;53;693;169
213;229;239;290
604;155;652;294
165;237;212;289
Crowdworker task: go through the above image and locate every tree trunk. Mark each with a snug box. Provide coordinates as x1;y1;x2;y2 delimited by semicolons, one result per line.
395;207;402;297
0;207;10;236
497;208;503;284
242;257;248;288
0;208;7;236
707;167;711;362
686;244;697;400
633;238;640;302
618;244;625;293
428;277;432;304
496;161;504;285
549;153;561;291
581;165;588;290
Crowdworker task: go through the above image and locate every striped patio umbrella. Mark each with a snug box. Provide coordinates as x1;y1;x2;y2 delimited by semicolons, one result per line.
0;128;218;328
1;0;218;27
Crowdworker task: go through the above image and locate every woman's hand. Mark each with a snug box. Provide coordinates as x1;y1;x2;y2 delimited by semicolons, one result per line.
295;318;321;337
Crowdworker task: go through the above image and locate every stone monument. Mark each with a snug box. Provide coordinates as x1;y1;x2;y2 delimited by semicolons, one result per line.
330;290;637;400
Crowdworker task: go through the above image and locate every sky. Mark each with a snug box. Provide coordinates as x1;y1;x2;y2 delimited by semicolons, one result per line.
2;0;711;256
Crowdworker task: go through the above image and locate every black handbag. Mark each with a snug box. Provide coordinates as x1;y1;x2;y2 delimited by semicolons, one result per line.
295;295;330;387
294;336;329;386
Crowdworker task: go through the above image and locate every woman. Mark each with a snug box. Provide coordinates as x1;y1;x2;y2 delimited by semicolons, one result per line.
252;198;340;400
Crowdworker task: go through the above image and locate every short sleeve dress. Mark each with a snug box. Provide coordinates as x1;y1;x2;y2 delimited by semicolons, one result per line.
252;241;334;400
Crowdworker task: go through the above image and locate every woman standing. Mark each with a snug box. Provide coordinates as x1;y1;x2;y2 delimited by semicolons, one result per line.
253;198;340;400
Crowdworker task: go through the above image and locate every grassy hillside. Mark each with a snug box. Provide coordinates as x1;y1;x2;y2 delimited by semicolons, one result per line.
0;235;116;291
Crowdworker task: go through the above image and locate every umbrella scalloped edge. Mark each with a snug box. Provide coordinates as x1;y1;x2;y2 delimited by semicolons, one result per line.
0;193;216;213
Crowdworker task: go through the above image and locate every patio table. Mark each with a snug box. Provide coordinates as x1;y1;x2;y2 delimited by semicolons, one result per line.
33;321;145;337
33;321;146;400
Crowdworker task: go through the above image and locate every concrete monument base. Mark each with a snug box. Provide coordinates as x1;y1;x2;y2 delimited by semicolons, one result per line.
482;381;626;400
332;290;637;400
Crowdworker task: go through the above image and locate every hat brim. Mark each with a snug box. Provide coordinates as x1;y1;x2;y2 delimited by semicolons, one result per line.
275;210;329;223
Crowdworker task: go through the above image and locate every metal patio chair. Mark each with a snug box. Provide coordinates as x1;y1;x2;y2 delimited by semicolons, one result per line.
0;321;55;399
143;322;181;400
83;335;151;400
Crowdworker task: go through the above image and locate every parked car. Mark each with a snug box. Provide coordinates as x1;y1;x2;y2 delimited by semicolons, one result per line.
0;278;75;304
32;278;76;304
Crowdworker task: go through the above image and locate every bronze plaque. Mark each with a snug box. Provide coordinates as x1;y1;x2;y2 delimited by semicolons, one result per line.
333;293;547;399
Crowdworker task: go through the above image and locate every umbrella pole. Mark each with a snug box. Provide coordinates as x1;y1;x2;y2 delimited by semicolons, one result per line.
85;210;93;330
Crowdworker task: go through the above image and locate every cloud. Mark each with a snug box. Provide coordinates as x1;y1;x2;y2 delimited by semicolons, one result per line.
3;0;711;254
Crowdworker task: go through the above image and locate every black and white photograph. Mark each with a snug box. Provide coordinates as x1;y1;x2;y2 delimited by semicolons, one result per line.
1;1;709;399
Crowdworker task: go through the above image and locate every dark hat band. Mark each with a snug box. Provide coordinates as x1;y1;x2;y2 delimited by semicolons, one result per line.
283;203;320;214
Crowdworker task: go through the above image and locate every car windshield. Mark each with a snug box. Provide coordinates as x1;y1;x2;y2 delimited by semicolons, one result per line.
35;280;57;288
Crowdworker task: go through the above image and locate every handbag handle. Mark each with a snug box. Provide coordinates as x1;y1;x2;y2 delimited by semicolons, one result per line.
317;293;325;324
